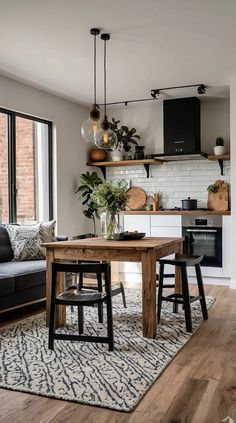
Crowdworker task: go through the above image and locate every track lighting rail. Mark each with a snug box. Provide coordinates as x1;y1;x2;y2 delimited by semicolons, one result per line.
99;83;206;107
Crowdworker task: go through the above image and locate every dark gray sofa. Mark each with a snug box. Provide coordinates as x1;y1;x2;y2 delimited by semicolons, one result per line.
0;224;67;313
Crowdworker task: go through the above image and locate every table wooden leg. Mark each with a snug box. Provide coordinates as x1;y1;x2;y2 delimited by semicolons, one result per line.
141;250;157;338
46;250;66;328
46;248;54;327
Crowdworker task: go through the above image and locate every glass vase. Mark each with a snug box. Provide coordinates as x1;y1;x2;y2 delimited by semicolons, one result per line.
100;212;123;239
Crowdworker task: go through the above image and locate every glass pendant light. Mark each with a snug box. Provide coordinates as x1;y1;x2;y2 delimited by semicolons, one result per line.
81;28;101;143
95;33;118;151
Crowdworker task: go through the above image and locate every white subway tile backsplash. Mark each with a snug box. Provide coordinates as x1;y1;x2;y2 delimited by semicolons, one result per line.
107;160;230;209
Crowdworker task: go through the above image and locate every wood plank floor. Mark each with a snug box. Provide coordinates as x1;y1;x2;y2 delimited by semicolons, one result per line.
0;284;236;423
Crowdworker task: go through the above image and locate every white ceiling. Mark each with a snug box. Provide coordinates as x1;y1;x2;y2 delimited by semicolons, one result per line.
0;0;235;106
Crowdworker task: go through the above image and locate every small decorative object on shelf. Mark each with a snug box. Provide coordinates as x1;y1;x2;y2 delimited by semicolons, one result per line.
152;192;162;211
214;137;225;156
92;179;128;239
89;146;107;162
134;145;145;160
109;142;124;161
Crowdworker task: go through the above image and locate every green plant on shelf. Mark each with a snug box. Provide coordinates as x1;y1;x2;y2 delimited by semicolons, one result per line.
207;183;218;193
109;117;141;153
215;137;224;146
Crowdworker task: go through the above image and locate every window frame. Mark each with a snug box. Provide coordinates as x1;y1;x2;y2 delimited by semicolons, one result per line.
0;107;53;223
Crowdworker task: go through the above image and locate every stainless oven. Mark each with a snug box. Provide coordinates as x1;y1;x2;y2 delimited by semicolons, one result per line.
182;215;222;267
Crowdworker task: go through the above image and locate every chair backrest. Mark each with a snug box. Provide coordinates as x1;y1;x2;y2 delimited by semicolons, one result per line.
51;261;111;295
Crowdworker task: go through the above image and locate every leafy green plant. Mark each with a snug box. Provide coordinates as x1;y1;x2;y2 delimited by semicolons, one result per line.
109;117;141;152
92;179;128;213
207;183;218;193
216;137;224;146
75;171;103;235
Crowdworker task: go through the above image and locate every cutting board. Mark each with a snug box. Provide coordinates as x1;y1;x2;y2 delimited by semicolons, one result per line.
126;187;147;210
207;180;229;211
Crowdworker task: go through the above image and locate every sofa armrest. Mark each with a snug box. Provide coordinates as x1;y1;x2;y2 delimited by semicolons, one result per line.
55;236;68;241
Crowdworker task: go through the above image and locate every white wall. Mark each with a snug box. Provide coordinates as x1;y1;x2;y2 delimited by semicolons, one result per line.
230;79;236;288
0;74;90;238
108;97;230;155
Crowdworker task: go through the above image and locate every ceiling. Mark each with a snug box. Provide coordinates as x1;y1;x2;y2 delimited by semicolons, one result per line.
0;0;235;106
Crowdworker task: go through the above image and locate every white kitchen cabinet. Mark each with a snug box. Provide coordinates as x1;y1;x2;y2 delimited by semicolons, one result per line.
151;215;181;227
119;215;151;278
222;215;231;278
119;213;230;284
119;214;181;282
123;214;151;235
150;216;182;275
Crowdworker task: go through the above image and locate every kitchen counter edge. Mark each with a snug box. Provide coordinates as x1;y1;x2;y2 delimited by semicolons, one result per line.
122;210;231;215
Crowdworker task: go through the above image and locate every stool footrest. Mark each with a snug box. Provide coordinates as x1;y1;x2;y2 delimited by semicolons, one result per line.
53;333;110;344
161;293;202;305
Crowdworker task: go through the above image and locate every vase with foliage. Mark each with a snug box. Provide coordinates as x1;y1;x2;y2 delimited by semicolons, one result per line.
92;180;128;239
109;117;141;159
75;171;103;235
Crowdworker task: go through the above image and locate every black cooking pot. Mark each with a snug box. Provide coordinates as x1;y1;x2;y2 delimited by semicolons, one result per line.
181;197;198;210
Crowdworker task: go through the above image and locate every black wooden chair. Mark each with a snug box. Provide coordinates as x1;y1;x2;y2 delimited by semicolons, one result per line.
157;254;208;332
71;234;126;324
48;262;114;351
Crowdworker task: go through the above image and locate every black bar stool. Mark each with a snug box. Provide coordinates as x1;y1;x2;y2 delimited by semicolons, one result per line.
48;262;114;351
157;254;208;332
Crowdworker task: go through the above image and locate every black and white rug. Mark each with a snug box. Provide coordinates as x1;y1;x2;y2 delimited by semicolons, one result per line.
0;289;214;412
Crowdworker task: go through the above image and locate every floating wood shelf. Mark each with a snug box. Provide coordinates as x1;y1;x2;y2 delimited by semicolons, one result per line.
87;155;230;178
207;155;230;176
86;159;163;178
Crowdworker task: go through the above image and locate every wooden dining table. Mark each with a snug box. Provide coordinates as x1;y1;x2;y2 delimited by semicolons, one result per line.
45;236;184;339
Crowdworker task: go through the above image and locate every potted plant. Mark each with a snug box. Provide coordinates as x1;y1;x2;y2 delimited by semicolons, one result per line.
214;137;225;155
75;171;103;235
109;118;141;160
92;179;128;239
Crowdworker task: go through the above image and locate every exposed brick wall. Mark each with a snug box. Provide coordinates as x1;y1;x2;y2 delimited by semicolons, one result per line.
0;114;9;222
0;114;36;224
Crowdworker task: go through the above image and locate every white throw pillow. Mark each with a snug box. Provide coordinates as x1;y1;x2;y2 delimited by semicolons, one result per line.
39;220;56;243
6;224;46;261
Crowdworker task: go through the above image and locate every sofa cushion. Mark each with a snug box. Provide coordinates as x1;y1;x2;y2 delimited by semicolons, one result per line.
0;273;15;296
0;260;46;291
6;224;46;261
0;225;14;262
39;220;56;243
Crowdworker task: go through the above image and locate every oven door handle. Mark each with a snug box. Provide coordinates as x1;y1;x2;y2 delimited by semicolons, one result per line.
186;229;217;233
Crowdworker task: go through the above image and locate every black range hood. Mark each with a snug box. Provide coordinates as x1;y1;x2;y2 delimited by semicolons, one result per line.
154;97;208;161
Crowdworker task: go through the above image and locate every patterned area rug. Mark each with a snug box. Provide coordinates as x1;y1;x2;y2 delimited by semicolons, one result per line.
0;289;214;412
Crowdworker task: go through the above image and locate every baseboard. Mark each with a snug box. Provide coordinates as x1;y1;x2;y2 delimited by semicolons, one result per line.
119;272;231;287
229;279;236;289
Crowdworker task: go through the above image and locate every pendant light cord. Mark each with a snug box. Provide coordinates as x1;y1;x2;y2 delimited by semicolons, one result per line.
94;34;97;105
104;38;107;116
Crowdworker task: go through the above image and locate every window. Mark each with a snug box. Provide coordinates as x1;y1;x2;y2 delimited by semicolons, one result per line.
0;109;53;224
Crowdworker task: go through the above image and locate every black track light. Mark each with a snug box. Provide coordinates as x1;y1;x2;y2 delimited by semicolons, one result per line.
151;89;160;99
197;84;206;95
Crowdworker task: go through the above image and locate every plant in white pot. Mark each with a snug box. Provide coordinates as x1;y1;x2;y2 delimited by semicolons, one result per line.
214;137;225;156
109;118;141;160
